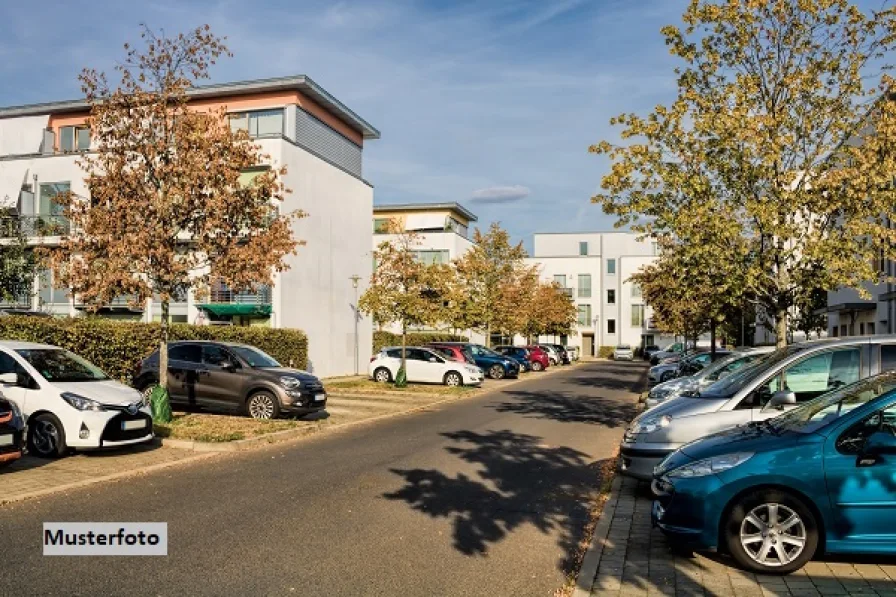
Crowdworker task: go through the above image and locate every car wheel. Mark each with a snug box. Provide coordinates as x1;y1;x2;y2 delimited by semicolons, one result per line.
139;382;157;407
373;367;392;383
27;413;68;459
488;364;505;380
724;490;819;574
531;361;544;372
246;391;281;420
444;371;463;387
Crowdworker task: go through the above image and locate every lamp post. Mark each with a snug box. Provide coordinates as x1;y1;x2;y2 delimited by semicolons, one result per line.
350;275;361;375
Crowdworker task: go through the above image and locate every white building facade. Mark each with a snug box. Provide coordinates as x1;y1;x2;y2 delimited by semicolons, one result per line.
0;75;379;378
526;232;673;356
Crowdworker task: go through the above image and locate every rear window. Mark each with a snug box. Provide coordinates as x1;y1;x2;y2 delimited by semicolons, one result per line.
169;344;201;363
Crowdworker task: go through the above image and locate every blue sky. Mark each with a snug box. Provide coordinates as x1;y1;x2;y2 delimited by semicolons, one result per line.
0;0;689;250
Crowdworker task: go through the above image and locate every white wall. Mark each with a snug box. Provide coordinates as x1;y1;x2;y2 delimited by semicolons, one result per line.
372;230;473;260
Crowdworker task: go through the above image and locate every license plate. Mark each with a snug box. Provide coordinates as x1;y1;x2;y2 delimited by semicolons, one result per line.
121;419;147;431
314;394;326;402
0;434;12;447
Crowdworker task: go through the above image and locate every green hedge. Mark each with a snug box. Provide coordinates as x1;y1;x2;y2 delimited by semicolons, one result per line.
373;331;468;354
598;345;616;359
0;316;308;383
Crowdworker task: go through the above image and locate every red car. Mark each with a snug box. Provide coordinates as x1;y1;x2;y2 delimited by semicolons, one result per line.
427;343;475;364
525;345;550;372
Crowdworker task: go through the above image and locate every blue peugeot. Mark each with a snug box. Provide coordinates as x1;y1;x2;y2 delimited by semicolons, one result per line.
652;371;896;574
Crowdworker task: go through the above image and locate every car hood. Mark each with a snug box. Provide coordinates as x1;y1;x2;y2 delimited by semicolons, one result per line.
638;394;726;420
255;368;321;382
53;380;143;406
650;363;678;374
677;424;810;461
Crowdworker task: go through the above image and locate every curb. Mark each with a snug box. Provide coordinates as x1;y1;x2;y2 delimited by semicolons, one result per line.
572;474;623;597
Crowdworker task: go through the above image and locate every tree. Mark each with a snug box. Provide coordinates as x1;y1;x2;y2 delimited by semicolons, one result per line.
792;287;828;341
454;223;529;347
522;281;577;342
47;26;300;420
592;0;896;348
359;219;454;386
0;225;38;307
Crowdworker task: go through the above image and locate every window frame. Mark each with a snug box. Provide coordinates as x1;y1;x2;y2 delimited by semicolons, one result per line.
577;274;591;298
579;241;588;256
606;259;616;275
59;125;90;152
607;319;616;334
607;289;616;305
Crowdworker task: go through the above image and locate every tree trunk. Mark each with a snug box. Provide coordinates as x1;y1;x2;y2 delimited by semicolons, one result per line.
775;307;788;349
159;300;170;387
400;322;407;379
485;323;491;348
710;319;716;357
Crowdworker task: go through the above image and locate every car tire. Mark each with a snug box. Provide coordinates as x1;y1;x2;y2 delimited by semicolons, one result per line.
488;364;505;380
245;391;281;420
373;367;392;383
724;489;819;574
531;361;544;372
139;380;158;407
444;371;463;387
27;413;68;459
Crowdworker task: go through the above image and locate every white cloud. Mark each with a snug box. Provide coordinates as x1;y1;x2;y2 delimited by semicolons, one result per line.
470;185;531;203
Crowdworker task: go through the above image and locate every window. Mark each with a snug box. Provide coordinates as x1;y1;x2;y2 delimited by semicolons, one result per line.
607;319;616;334
373;218;395;234
38;182;70;216
607;289;616;305
881;345;896;372
607;259;616;275
168;344;201;363
836;404;896;455
415;250;449;265
579;241;588;256
229;109;284;138
446;217;469;239
553;274;566;287
840;324;848;337
832;326;839;337
867;322;876;335
743;348;861;408
631;284;642;299
59;125;89;152
577;274;591;298
202;345;235;367
860;323;865;335
577;304;591;326
238;167;270;188
631;305;644;327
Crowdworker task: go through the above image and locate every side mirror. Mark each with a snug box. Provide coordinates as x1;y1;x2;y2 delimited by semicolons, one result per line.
0;372;16;385
762;390;796;412
858;431;896;466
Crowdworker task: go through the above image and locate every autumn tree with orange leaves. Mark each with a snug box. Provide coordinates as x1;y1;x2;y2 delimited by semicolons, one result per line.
47;26;302;420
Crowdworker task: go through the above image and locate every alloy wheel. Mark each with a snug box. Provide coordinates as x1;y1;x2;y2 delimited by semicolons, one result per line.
248;394;276;419
739;503;806;567
445;372;461;387
375;369;391;383
32;420;60;456
489;365;505;380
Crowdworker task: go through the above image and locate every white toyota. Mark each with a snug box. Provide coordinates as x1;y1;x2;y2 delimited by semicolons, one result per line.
0;341;152;458
370;346;483;386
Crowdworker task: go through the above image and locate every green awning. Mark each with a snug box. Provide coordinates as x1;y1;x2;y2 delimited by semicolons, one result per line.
197;304;272;317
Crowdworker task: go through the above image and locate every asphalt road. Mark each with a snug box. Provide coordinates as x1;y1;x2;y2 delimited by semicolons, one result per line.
0;360;644;597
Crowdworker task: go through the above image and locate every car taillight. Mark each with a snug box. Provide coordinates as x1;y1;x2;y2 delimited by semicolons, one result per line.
370;356;377;362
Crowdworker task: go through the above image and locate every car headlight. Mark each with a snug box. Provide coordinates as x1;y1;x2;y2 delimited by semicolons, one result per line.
665;452;754;479
60;392;105;412
631;414;672;434
280;376;302;389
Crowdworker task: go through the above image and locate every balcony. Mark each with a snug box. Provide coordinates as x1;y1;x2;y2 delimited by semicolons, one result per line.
199;284;272;318
0;216;70;239
0;286;32;308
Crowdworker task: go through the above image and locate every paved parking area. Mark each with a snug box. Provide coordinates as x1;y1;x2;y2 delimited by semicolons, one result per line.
586;477;896;597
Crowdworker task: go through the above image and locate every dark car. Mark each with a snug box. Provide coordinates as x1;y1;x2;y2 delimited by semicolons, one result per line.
0;394;23;468
493;346;532;373
676;350;732;377
428;342;519;380
642;345;661;361
132;341;327;419
542;344;571;365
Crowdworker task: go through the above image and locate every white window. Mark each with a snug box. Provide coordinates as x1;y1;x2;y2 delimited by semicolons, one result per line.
577;274;591;298
229;109;284;138
59;126;89;152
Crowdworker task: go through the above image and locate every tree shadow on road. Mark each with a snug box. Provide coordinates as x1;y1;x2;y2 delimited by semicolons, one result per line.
383;429;611;577
490;390;639;426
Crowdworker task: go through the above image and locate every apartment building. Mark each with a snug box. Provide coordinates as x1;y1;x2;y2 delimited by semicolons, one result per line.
824;280;892;338
525;232;673;356
372;202;477;263
0;75;380;377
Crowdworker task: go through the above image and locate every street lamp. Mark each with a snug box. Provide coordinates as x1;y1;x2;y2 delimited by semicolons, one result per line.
350;275;362;375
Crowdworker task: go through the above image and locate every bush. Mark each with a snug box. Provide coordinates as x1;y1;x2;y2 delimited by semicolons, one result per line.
373;330;468;353
0;316;308;382
597;345;616;359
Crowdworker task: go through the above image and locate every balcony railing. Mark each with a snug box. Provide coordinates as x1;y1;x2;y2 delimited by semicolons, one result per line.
0;216;70;238
0;286;32;308
209;285;271;305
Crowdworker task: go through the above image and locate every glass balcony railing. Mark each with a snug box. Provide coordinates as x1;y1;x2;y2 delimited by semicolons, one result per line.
0;215;70;238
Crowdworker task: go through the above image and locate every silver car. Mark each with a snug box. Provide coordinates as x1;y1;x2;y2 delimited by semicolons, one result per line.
620;336;895;481
645;347;774;408
614;344;634;361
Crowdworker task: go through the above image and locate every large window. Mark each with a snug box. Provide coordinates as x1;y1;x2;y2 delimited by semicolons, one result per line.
579;241;588;256
553;274;566;286
631;284;642;299
577;304;591;326
415;250;449;265
39;182;69;215
373;218;392;234
607;319;616;334
746;348;861;407
631;305;644;327
577;274;591;298
59;125;89;152
607;289;616;304
229;109;284;138
606;259;616;275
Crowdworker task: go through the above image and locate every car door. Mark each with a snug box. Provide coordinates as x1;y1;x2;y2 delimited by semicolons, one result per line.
823;402;896;547
0;349;38;415
197;344;244;412
166;344;204;406
403;349;430;383
421;349;448;383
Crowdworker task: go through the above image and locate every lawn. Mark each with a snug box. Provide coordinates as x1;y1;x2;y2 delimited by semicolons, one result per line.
153;412;325;443
326;378;478;396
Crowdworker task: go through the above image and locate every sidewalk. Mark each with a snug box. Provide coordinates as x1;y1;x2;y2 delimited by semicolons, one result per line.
580;476;896;597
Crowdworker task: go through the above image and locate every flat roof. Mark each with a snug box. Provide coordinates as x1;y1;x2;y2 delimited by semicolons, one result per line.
373;202;478;222
0;74;380;140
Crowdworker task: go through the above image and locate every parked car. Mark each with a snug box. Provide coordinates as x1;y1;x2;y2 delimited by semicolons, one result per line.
370;346;482;387
652;371;896;574
134;341;327;420
494;346;532;373
565;346;580;361
428;342;519;380
0;341;152;458
650;342;688;365
676;350;732;377
643;345;661;361
620;336;890;481
524;345;551;371
646;347;774;409
648;350;716;386
542;344;571;365
614;345;634;361
539;345;561;366
0;393;24;468
429;344;476;364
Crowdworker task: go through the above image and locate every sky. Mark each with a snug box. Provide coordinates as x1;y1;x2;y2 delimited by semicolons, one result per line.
0;0;691;251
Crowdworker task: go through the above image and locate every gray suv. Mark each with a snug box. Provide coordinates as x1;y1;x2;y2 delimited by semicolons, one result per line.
133;341;327;419
621;336;896;481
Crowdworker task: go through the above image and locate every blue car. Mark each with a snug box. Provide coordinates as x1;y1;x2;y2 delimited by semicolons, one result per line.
652;371;896;574
494;345;531;373
429;342;519;380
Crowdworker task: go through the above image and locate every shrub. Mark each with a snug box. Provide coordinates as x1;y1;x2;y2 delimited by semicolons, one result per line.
0;316;308;382
373;331;468;353
597;345;616;359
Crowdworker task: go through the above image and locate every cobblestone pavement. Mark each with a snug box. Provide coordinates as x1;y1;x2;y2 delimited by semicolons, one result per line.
588;477;896;597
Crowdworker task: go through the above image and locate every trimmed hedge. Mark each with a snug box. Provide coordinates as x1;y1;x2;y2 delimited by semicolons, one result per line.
373;331;468;354
597;345;616;359
0;316;308;383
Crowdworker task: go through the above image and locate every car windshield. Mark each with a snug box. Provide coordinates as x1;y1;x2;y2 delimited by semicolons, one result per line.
769;372;896;434
16;348;109;382
617;345;631;349
231;346;281;368
698;344;806;398
694;351;765;382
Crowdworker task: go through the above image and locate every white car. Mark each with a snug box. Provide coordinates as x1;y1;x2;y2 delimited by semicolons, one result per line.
614;345;634;360
0;341;152;458
565;346;580;361
539;345;561;366
370;347;483;386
